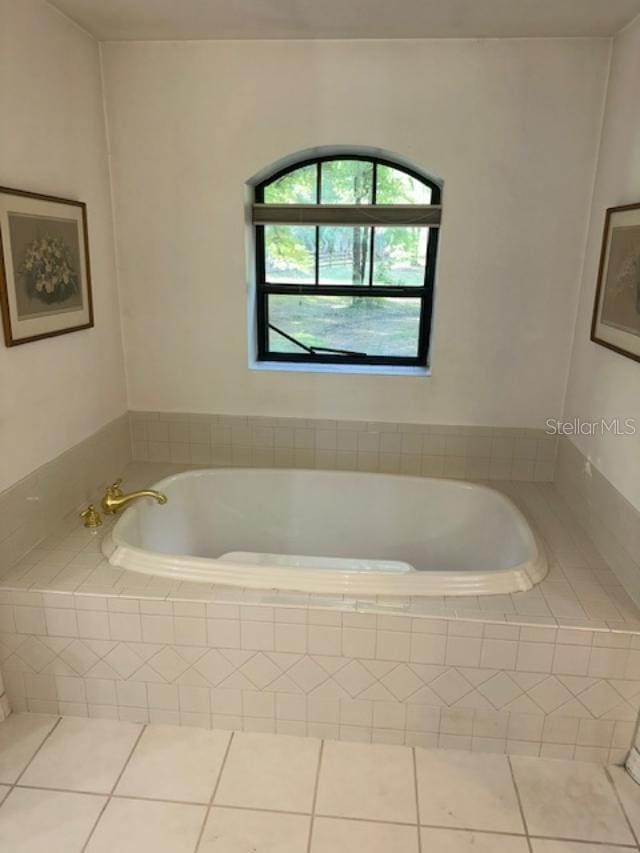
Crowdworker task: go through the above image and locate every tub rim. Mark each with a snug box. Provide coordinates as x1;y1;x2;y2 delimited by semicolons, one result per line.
102;468;548;597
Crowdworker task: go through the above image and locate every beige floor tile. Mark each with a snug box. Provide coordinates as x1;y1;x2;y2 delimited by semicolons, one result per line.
0;787;106;853
200;806;310;853
312;816;419;852
608;765;640;838
215;732;320;812
85;797;205;853
116;724;230;803
0;713;58;783
511;757;634;845
530;842;634;853
315;740;416;823
421;827;529;851
20;716;141;793
416;749;523;833
0;785;10;804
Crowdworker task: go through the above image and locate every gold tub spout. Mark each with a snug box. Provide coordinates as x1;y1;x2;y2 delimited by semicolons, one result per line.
101;478;168;514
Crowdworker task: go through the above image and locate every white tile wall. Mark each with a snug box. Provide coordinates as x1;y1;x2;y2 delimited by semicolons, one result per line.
0;415;131;578
5;472;638;636
0;413;131;722
130;412;558;483
556;438;640;610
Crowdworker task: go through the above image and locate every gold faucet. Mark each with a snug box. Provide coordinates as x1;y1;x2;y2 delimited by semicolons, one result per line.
100;478;167;515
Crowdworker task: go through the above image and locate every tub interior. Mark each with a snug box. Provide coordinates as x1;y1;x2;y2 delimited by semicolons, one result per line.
115;469;535;573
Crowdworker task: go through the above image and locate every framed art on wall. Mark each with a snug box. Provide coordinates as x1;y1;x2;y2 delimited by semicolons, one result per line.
591;202;640;363
0;186;93;346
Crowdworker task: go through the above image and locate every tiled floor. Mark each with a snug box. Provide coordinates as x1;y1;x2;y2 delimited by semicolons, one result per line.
0;713;639;852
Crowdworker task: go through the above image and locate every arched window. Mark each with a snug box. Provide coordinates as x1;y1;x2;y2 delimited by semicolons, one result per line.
252;154;441;368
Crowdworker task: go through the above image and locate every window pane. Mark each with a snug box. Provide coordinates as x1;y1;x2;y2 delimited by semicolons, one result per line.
264;225;315;283
267;294;421;358
263;165;317;204
372;227;429;286
320;160;374;204
376;165;432;205
319;226;370;285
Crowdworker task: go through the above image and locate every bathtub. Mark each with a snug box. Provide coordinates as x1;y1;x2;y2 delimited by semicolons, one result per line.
102;469;546;596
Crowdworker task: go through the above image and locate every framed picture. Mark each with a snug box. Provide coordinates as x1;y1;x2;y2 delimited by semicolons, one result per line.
591;202;640;363
0;186;93;346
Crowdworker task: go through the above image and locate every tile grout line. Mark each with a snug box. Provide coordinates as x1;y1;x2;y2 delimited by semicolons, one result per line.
412;747;422;852
193;730;235;853
14;783;108;798
80;722;147;853
315;812;526;836
7;715;63;799
318;815;634;844
507;756;534;853
605;766;640;848
306;739;325;853
529;836;636;849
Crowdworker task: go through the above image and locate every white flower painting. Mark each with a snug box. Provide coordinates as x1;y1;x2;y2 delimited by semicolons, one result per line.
19;233;79;305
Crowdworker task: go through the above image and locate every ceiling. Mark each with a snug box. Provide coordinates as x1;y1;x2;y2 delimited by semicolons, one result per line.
49;0;640;41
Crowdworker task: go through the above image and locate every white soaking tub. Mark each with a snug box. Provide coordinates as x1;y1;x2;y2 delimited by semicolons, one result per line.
102;469;546;596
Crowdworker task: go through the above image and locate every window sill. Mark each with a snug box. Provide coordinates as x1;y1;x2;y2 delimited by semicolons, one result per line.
249;359;431;377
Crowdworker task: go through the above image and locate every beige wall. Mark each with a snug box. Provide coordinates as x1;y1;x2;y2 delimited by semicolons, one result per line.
3;12;634;505
0;0;127;493
0;669;7;721
102;38;609;427
563;16;640;511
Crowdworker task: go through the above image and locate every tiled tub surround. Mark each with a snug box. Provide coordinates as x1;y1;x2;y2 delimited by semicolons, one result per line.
0;414;131;574
1;591;640;764
129;411;559;483
1;465;640;763
556;438;640;779
556;438;640;610
1;462;636;629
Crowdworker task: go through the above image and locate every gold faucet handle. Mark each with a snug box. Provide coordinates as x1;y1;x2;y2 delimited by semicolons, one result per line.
107;478;123;495
80;505;102;528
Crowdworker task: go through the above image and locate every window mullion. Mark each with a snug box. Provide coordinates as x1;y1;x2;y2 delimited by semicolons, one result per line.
315;161;321;285
368;161;377;288
262;283;425;298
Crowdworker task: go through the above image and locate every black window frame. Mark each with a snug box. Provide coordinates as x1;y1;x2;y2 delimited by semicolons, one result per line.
254;154;441;368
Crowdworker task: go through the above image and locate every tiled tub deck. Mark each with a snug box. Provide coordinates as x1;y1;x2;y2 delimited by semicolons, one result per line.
1;463;640;764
